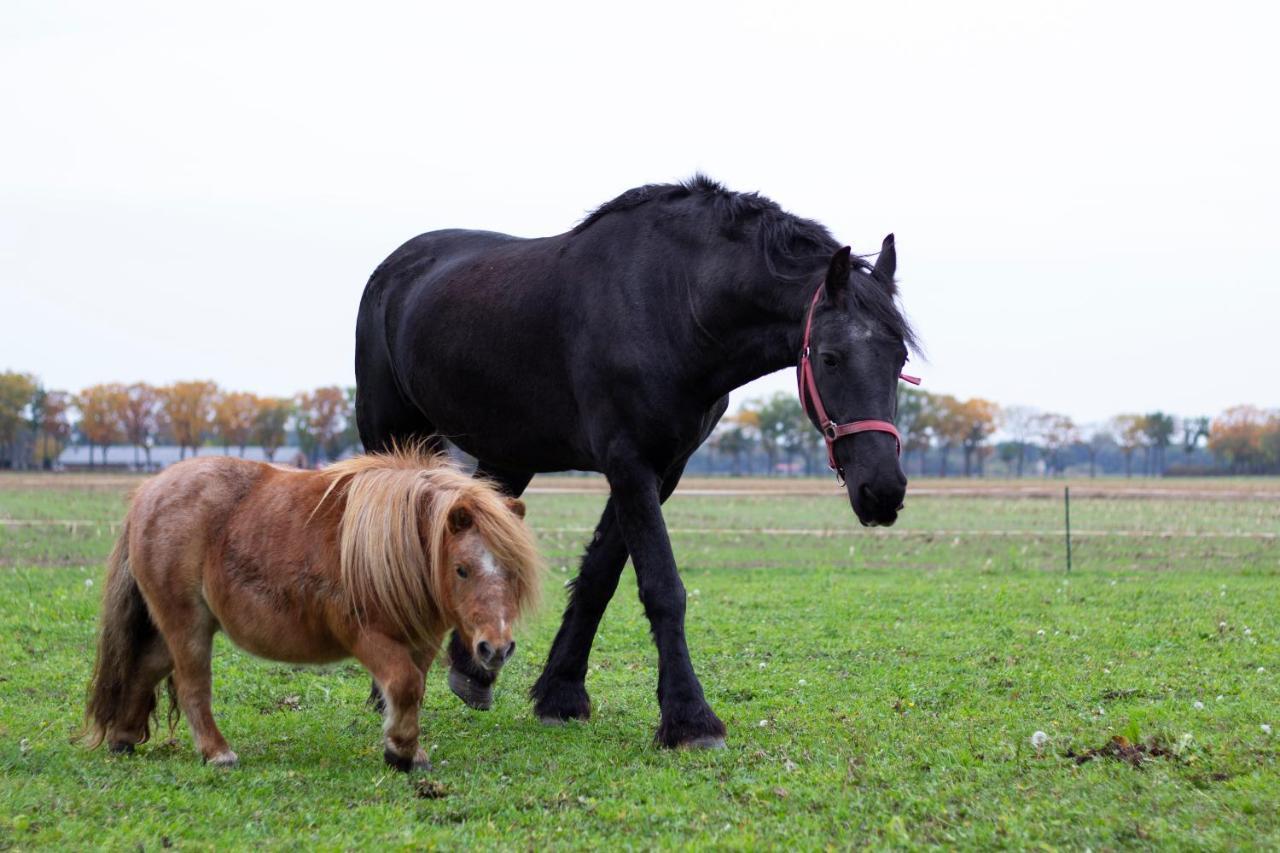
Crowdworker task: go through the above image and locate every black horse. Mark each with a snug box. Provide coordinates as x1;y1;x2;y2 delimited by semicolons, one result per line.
355;176;918;748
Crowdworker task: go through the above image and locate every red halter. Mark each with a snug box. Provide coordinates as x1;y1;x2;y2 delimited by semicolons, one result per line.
796;283;921;482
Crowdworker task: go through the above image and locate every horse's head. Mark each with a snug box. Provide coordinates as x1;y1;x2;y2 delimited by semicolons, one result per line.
439;496;540;673
800;236;917;527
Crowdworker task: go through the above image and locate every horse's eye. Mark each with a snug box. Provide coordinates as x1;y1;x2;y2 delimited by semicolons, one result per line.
821;352;839;368
456;565;468;579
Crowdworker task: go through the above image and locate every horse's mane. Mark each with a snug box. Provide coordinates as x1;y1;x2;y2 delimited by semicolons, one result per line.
319;448;543;646
574;175;918;352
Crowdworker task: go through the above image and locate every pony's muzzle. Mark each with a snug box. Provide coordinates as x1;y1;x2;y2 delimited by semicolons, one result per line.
475;639;516;671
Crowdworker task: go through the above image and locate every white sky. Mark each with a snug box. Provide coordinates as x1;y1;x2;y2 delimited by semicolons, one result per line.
3;1;1277;425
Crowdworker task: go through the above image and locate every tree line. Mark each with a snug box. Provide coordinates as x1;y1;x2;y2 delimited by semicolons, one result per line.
2;369;1277;475
706;388;1279;477
0;371;357;470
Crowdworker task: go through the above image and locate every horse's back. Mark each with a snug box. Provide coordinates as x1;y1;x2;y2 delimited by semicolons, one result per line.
126;457;271;590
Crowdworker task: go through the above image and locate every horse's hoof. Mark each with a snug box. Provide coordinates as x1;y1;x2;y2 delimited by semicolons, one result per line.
678;735;727;750
530;679;591;724
656;704;727;750
448;668;493;711
208;750;239;768
108;741;135;755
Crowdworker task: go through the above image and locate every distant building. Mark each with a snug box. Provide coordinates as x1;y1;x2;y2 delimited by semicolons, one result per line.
57;445;311;471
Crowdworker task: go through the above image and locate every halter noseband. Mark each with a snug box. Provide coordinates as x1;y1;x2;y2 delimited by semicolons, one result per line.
796;282;921;484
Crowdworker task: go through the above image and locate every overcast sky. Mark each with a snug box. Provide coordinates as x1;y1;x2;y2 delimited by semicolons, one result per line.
3;1;1277;425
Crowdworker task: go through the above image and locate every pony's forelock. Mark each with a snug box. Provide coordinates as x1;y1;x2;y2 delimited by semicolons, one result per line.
323;447;543;647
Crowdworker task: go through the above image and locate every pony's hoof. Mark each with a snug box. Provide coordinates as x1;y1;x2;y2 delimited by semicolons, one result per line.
208;750;239;768
108;741;135;755
448;668;493;711
384;747;431;773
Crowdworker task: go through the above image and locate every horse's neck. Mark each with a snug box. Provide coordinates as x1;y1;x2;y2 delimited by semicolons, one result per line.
689;260;816;401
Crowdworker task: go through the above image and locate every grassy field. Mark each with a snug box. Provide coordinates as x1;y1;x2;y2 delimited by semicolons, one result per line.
1;473;1277;849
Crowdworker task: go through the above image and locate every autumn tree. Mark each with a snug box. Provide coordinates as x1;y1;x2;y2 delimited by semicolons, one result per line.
295;386;352;466
927;394;968;478
162;381;218;460
1034;412;1078;476
0;371;37;468
714;408;759;476
120;383;162;468
896;387;932;476
76;383;127;467
1208;405;1269;473
999;405;1040;477
1110;414;1146;478
213;391;259;457
254;397;293;462
35;390;71;468
958;398;1000;477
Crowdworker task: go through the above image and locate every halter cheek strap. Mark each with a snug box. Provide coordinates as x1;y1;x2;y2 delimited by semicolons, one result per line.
796;283;922;483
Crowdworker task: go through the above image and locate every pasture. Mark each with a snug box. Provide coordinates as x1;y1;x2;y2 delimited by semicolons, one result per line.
1;473;1277;849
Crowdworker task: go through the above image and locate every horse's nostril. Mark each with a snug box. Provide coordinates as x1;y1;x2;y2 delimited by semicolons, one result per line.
502;641;516;661
477;640;493;662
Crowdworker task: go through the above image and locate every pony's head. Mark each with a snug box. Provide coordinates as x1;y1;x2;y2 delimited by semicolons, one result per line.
326;450;543;663
432;493;539;672
802;237;919;526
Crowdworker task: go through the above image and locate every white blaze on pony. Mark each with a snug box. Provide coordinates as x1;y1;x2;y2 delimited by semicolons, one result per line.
81;448;543;771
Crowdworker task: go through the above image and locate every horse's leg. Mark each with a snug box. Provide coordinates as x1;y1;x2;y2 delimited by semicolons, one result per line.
106;634;174;753
353;631;430;772
530;455;692;725
444;462;533;710
162;614;237;766
607;455;725;749
530;496;627;722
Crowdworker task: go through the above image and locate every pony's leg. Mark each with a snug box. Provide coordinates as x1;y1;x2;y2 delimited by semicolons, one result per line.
355;402;444;714
106;635;174;753
606;454;725;749
353;631;430;772
443;462;534;710
531;456;691;724
162;614;237;766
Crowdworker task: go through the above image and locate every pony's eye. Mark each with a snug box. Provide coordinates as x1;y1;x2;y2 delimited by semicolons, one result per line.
456;565;468;579
821;352;839;368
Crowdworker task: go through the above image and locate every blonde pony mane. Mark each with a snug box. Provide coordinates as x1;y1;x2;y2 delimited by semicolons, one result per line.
319;447;543;646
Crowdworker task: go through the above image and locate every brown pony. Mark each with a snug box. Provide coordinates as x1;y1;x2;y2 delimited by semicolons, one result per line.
82;449;542;771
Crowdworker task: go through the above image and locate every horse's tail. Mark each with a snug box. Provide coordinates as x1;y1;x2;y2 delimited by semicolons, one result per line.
82;518;176;749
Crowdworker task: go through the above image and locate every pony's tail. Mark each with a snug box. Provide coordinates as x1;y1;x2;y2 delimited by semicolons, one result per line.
81;520;174;749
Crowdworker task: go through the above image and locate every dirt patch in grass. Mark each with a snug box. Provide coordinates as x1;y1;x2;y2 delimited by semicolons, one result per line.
1065;736;1177;768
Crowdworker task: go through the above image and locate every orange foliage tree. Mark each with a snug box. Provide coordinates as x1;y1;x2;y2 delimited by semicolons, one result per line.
295;386;352;465
1208;405;1271;473
958;398;1000;477
254;397;294;462
36;390;72;467
213;391;260;457
76;383;127;466
120;382;163;468
162;381;218;460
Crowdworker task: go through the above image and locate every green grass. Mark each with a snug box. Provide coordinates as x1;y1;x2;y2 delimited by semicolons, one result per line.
1;476;1278;849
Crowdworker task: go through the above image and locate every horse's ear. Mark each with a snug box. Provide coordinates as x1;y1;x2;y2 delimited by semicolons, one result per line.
824;246;852;305
447;504;473;534
504;498;526;519
872;233;896;285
